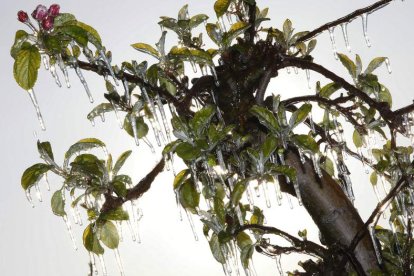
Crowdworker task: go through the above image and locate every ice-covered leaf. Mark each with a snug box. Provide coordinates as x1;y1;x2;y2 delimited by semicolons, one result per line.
283;19;293;42
190;14;209;29
112;179;128;197
289;103;312;129
175;142;201;161
13;44;40;90
250;105;280;133
338;53;356;79
319;82;341;98
214;0;231;17
364;57;386;75
292;134;319;153
131;43;160;59
179;179;200;213
76;21;102;48
231;180;246;206
21;163;53;190
370;171;378;185
378;84;392;107
10;30;29;59
64;138;106;168
55;25;88;46
112;150;132;176
54;13;77;28
100;207;129;221
236;232;254;268
262;136;278;159
87;103;114;121
353;130;364;148
209;233;226;264
83;224;104;255
270;164;297;181
206;23;222;45
37;141;54;161
173;169;190;189
190;105;216;136
321;157;335;176
51;190;66;217
223;22;250;46
123;116;149;139
99;220;119;249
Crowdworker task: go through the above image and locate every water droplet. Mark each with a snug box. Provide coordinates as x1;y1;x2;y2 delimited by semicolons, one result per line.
99;50;119;86
361;13;371;47
74;65;94;103
28;89;46;131
385;58;392;74
340;23;351;52
63;215;78;250
328;27;338;60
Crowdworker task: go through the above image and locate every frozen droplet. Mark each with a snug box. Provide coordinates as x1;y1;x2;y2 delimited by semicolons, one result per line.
126;220;137;242
175;191;183;221
98;254;108;276
141;87;164;145
190;59;198;73
110;101;123;129
286;67;291;74
42;55;49;70
311;153;323;178
328;27;338;60
185;210;198;241
340;23;351;52
63;215;78;250
361;13;371;47
272;177;283;206
57;55;70;88
305;69;311;89
28;89;46;131
287;194;294;209
25;189;35;208
74;65;93;103
49;63;62;87
89;252;99;275
90;118;95;127
142;136;155;153
114;248;125;276
385;58;392;74
71;194;83;226
99;50;119;86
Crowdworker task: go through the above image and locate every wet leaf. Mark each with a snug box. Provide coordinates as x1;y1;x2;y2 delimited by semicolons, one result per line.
365;57;386;75
51;190;66;217
175;142;201;161
21;163;53;190
64;138;106;168
131;43;160;59
231;180;246;206
99;220;119;249
100;207;129;221
214;0;231;17
262;136;278;159
250;105;280;133
112;150;132;176
179;179;200;213
13;44;40;90
190;105;216;136
123;116;149;139
292;134;319;153
289;103;312;129
209;233;226;264
83;224;104;254
37;141;54;161
173;169;190;189
338;53;356;79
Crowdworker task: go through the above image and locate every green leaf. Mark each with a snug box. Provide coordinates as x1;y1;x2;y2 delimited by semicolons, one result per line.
353;130;364;148
179;179;200;213
54;13;77;28
112;150;132;176
10;30;29;59
213;197;226;224
64;138;106;168
283;19;293;42
83;224;104;255
37;141;54;161
76;21;102;48
173;169;190;189
51;190;66;217
338;53;356;79
178;4;189;20
13;44;40;90
21;163;53;190
321;157;335;176
319;83;341;98
131;43;160;59
236;232;254;268
206;23;222;45
262;136;278;159
100;207;129;221
123;116;149;139
223;22;250;46
190;14;209;29
289;103;312;129
370;171;378;186
175;142;201;161
112;180;128;197
99;220;119;249
214;0;231;17
355;54;363;76
55;25;88;46
190;105;216;136
307;39;317;54
231;181;246;206
292;134;319;153
250;105;280;133
270;164;297;181
209;233;226;264
378;84;392;108
87;103;114;121
364;57;386;75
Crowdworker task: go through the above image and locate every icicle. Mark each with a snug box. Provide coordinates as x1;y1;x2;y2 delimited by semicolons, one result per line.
56;55;70;88
298;148;306;164
141;87;164;145
127;220;137;242
235;205;244;225
28;89;46;131
261;180;271;208
49;63;62;87
385;58;392;74
293;179;302;205
287;194;294;209
210;66;220;86
114;249;126;276
129;114;140;146
99;50;119;86
328;27;338;60
293;67;298;74
361;13;371;47
369;225;382;264
34;182;42;202
117;221;124;242
42;55;49;70
311;153;323;178
89;253;98;275
308;111;316;133
100;113;106;122
190;162;201;193
286;67;291;74
340;23;351;52
25;189;35;208
110;101;123;129
142;137;155;153
275;255;283;276
305;69;311;89
71;194;83;226
185;210;198;241
98;254;108;276
175;191;183;221
74;65;93;103
122;79;130;105
156;93;171;142
63;215;78;250
90;118;95;127
272;177;283;206
189;59;198;73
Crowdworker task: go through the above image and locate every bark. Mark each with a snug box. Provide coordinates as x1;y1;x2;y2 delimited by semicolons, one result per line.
284;150;381;275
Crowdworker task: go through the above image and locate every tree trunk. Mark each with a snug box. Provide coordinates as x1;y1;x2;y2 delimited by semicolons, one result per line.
284;150;381;275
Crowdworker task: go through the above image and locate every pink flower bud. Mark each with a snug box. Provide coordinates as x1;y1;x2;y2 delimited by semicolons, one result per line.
48;4;60;17
31;5;48;21
41;16;54;31
17;10;29;23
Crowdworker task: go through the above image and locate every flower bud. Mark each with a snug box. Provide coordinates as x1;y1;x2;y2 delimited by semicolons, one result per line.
48;4;60;17
31;5;48;21
17;11;29;23
41;16;54;31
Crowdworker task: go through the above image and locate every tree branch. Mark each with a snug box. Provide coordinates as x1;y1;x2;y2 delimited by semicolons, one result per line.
297;0;393;42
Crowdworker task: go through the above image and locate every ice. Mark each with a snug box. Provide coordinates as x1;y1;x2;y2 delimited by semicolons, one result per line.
110;101;123;129
114;249;125;276
340;23;351;52
261;180;272;208
57;55;70;88
98;254;108;276
361;13;371;47
130;114;140;146
122;79;130;105
156;93;171;142
385;58;392;74
293;179;303;206
142;137;155;153
185;210;198;241
49;63;62;87
369;225;382;264
89;252;99;275
34;182;42;202
25;189;35;208
305;69;311;89
28;89;46;131
328;27;338;60
42;55;49;70
286;67;291;74
274;255;283;275
99;50;119;86
210;66;220;86
90;118;95;127
44;173;50;191
74;65;94;103
71;194;83;226
311;153;323;178
63;215;78;250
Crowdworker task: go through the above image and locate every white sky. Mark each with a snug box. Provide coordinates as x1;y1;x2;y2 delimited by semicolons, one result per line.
1;0;413;275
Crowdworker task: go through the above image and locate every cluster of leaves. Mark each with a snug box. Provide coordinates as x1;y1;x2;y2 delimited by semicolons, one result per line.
22;138;134;255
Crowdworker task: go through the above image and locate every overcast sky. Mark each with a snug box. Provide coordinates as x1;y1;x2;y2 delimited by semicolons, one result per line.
1;1;413;275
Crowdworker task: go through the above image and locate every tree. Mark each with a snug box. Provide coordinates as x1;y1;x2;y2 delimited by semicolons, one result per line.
9;0;414;275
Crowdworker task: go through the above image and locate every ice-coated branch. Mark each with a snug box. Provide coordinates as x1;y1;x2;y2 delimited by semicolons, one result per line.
100;158;165;213
237;224;327;258
403;219;413;275
297;0;393;42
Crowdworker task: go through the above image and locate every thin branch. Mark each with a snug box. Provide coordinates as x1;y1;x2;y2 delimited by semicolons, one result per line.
297;0;393;42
